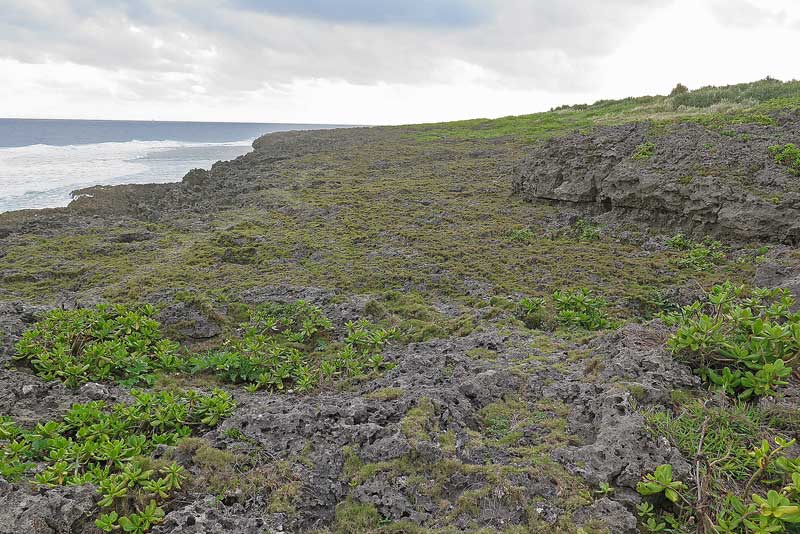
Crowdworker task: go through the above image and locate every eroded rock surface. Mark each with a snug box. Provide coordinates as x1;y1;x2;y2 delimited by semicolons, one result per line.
0;305;697;532
0;481;96;534
512;117;800;243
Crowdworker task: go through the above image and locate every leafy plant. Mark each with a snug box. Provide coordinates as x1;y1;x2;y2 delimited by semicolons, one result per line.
637;464;689;504
666;283;798;399
573;219;601;241
190;301;396;392
678;243;725;272
552;288;613;330
1;388;230;533
666;233;693;251
14;304;183;388
637;501;667;533
506;227;535;243
118;501;165;533
666;234;726;270
595;482;615;496
516;296;546;328
666;234;726;271
637;437;800;533
632;141;657;160
769;144;800;176
95;511;119;532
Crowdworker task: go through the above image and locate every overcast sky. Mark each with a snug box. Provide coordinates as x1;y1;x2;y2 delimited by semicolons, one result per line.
1;0;798;124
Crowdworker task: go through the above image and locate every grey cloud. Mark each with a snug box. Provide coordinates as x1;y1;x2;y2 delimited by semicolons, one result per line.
0;0;675;100
231;0;488;27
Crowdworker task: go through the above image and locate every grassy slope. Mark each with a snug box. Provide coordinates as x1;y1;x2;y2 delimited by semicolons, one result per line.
1;78;799;325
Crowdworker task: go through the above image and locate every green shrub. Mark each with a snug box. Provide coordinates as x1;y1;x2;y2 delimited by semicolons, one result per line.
769;144;800;176
506;227;535;243
666;283;798;400
667;234;725;271
14;304;183;388
632;141;656;160
637;433;800;533
666;233;692;251
552;288;613;330
516;296;546;328
0;388;235;533
638;287;679;319
190;301;396;392
669;83;689;97
573;219;600;241
677;243;725;271
670;77;800;108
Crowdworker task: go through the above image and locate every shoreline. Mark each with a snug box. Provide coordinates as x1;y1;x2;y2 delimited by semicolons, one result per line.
0;123;358;214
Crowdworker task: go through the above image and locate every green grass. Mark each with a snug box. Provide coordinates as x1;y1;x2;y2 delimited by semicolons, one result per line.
405;77;800;142
644;400;772;480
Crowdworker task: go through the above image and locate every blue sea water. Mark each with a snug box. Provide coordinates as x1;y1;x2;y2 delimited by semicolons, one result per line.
0;119;344;213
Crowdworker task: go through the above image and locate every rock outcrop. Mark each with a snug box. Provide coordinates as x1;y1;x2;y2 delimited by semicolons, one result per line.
512;116;800;243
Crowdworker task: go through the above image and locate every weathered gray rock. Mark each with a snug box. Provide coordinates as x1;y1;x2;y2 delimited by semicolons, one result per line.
351;472;434;523
0;301;37;364
0;369;128;426
512;117;800;243
551;323;695;495
0;480;96;534
78;382;111;401
152;497;274;534
574;497;638;533
156;301;222;341
754;246;800;305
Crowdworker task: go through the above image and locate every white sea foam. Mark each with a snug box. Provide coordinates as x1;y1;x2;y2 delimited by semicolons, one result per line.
0;139;254;212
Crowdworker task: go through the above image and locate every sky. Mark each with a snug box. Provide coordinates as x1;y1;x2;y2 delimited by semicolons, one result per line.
0;0;798;125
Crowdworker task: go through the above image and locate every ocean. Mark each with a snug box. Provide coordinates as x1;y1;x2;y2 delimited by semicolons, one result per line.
0;119;344;213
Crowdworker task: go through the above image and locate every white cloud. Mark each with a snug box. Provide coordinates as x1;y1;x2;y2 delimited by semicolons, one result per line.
0;0;797;123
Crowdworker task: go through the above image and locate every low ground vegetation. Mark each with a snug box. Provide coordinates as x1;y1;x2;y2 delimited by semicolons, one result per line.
13;304;182;388
632;141;657;160
638;418;800;533
190;300;396;392
638;282;800;533
515;288;613;331
664;283;798;400
0;388;235;533
769;144;800;176
667;234;727;272
15;300;397;394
